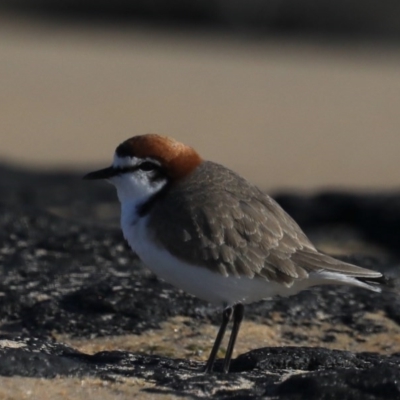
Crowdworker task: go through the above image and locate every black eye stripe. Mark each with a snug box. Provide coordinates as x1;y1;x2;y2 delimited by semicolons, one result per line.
138;161;157;171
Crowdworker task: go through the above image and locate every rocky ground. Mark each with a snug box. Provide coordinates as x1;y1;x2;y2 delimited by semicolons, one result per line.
1;163;400;399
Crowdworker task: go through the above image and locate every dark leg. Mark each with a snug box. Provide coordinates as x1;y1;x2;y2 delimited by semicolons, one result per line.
204;306;233;373
223;303;244;373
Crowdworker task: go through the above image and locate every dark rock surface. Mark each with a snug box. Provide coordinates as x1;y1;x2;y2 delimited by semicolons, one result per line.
1;336;400;399
1;336;400;400
1;163;400;399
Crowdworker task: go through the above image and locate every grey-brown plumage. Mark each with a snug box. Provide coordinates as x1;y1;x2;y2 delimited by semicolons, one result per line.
147;161;381;287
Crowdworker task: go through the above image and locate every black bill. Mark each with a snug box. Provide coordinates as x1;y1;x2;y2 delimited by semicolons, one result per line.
83;166;117;180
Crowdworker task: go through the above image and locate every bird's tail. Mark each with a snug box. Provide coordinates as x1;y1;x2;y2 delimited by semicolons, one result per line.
292;250;392;293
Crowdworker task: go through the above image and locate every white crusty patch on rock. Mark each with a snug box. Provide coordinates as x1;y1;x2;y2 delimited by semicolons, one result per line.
0;339;27;349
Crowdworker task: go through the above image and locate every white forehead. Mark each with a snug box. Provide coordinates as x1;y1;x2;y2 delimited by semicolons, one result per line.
113;154;139;168
112;154;161;168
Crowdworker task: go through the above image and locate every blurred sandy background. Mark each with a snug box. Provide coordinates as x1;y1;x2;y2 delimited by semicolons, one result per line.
1;5;400;191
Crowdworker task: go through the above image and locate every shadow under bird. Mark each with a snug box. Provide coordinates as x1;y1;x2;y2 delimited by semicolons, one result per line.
84;134;385;373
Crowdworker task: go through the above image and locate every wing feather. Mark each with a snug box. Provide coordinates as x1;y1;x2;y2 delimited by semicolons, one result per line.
148;161;381;287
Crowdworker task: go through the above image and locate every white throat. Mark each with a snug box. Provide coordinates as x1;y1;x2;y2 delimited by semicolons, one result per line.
109;155;167;227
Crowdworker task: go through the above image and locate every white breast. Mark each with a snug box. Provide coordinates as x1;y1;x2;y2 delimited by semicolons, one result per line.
121;207;336;306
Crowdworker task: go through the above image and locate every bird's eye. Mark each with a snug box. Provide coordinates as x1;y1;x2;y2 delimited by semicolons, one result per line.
138;162;156;172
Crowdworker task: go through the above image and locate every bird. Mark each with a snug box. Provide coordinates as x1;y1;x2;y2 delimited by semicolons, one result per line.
84;133;384;373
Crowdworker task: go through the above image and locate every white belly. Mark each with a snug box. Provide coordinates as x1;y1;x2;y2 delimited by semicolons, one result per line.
121;213;321;306
120;202;380;306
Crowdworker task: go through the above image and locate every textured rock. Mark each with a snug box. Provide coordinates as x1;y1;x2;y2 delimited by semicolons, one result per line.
1;337;400;399
1;163;400;399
